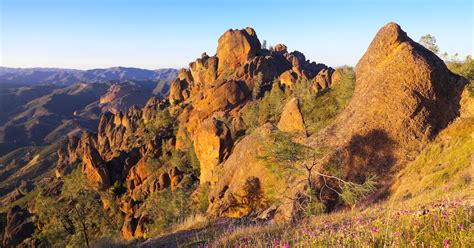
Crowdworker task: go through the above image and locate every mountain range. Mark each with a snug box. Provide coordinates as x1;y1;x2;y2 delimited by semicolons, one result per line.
0;67;178;86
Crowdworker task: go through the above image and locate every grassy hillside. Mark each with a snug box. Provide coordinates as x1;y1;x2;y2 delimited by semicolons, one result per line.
0;141;63;206
390;118;473;204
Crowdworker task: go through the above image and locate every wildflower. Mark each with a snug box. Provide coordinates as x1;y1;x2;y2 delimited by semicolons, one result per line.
444;239;449;248
458;224;465;231
282;243;290;248
370;227;379;234
273;240;279;247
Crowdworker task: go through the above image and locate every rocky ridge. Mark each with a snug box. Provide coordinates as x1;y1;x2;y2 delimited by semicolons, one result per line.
50;26;339;239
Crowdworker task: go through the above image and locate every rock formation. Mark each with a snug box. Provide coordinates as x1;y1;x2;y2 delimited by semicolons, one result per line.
193;117;233;184
48;26;337;240
460;87;474;118
207;123;302;221
319;22;466;198
277;98;306;134
216;27;261;77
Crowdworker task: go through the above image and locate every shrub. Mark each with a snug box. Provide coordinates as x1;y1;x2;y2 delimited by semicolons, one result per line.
241;84;286;132
196;184;211;214
297;68;355;135
142;189;192;237
240;68;355;135
259;130;376;214
446;55;474;96
34;167;122;247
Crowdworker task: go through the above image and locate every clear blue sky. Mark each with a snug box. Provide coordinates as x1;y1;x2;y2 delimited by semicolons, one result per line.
0;0;472;69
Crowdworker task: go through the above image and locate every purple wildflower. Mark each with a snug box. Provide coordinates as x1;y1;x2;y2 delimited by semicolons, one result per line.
273;240;279;247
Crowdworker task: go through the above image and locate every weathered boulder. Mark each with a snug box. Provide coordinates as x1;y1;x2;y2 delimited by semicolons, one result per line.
330;68;343;86
56;131;98;177
194;117;233;184
237;55;291;84
312;67;335;91
191;80;250;123
278;70;298;88
169;78;190;105
320;22;466;196
273;44;288;53
217;27;261;77
189;53;218;85
169;167;184;190
207;124;302;221
277;98;306;134
122;213;138;240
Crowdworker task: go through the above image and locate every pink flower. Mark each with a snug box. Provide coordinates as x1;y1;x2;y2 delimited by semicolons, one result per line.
444;240;449;248
273;240;279;247
458;224;465;231
282;243;290;248
371;227;379;234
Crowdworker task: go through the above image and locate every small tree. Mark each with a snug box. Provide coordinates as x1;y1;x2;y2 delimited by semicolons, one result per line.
419;34;439;54
252;72;264;100
259;131;376;215
34;168;121;247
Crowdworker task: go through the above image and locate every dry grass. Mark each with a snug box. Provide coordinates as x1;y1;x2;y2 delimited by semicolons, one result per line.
172;213;209;233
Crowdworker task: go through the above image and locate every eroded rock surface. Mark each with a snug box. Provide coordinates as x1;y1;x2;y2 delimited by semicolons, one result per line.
319;22;466;200
277;98;306;134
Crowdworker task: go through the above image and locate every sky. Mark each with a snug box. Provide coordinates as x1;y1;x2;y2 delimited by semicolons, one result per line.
0;0;472;70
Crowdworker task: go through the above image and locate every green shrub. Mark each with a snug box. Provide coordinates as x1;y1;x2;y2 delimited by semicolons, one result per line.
297;68;355;135
446;55;474;96
142;189;192;237
241;84;286;132
196;184;211;214
34;167;122;247
240;68;355;135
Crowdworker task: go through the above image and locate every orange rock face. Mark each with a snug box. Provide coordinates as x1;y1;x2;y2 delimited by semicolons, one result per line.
312;68;334;91
320;22;466;197
169;78;190;105
278;70;298;88
207;123;302;221
189;52;218;85
193;117;233;184
277;98;306;134
216;27;261;77
81;146;110;190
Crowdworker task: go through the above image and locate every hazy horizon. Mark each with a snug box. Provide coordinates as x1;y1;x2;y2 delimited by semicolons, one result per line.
1;0;472;70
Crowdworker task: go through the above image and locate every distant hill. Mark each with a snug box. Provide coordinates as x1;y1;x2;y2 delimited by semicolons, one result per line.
0;67;178;157
0;66;178;86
